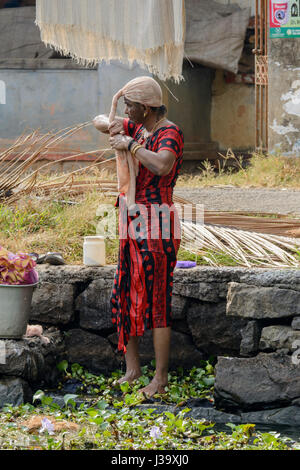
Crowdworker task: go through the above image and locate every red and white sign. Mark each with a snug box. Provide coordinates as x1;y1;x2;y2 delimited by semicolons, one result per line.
270;0;290;27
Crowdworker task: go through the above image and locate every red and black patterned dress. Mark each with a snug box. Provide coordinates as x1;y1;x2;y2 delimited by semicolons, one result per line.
110;118;184;354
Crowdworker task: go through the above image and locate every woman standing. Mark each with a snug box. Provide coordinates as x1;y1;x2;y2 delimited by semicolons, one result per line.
94;76;184;397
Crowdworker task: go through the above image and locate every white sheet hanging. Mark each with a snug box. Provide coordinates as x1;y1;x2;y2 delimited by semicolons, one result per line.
35;0;185;82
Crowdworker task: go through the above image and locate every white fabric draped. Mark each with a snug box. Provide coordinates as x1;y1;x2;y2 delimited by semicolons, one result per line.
35;0;185;82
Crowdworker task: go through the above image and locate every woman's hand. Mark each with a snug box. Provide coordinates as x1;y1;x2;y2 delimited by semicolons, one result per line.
108;119;124;136
109;134;132;151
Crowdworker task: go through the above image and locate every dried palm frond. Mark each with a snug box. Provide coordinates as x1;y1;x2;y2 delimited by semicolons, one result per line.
174;195;300;268
0;122;116;203
173;194;300;238
180;220;300;268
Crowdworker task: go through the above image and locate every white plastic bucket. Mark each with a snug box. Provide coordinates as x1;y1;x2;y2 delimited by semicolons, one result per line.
83;236;106;266
0;283;38;339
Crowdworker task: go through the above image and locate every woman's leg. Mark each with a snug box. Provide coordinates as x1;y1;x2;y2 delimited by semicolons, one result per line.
117;336;142;384
139;327;171;396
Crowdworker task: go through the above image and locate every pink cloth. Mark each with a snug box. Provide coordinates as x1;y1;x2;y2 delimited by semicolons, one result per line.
0;246;38;285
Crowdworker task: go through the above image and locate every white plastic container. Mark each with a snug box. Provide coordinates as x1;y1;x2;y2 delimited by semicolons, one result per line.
83;236;106;266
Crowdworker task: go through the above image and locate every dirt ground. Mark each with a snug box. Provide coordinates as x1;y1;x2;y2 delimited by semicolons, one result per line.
174;187;300;216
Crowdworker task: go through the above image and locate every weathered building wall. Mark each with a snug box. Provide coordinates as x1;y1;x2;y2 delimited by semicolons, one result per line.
0;60;217;171
0;66;101;150
209;0;255;154
268;38;300;156
215;0;255;16
0;60;154;174
0;60;150;174
211;70;255;152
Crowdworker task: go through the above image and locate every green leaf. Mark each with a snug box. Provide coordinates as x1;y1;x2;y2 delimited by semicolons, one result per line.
32;390;53;407
225;422;237;430
120;381;129;393
57;360;68;373
43;396;54;406
97;399;109;410
164;412;176;421
71;363;83;375
33;390;45;403
138;376;150;387
202;377;215;387
87;409;99;418
63;394;78;408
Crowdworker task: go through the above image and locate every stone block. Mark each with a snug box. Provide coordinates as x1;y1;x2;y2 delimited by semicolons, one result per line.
64;329;119;374
171;294;189;320
0;328;64;384
0;377;32;408
0;340;44;382
240;321;261;356
214;352;300;411
171;319;191;336
36;264;116;284
187;301;247;355
76;279;114;331
292;317;300;330
173;282;226;302
259;325;300;352
227;282;300;319
138;329;204;370
30;282;74;325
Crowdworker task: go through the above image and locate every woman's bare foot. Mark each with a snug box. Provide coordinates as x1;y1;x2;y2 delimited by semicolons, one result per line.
117;370;142;385
138;376;168;397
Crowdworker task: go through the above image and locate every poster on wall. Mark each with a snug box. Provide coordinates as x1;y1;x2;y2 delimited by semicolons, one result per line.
269;0;300;37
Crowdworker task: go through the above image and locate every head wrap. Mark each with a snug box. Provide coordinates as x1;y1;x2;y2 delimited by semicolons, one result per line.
109;76;163;122
121;76;163;107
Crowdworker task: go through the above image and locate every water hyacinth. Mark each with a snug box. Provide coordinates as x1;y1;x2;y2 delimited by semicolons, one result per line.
39;418;55;435
0;246;38;285
150;426;162;440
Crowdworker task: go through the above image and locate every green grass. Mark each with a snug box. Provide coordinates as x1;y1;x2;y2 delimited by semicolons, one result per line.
177;247;240;267
176;152;300;189
0;190;240;267
0;191;120;265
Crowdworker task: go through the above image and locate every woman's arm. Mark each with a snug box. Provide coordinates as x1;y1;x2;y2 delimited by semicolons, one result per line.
109;134;175;176
133;147;175;176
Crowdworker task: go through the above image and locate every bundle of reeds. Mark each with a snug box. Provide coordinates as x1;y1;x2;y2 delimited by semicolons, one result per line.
174;195;300;268
0;122;116;203
180;220;300;268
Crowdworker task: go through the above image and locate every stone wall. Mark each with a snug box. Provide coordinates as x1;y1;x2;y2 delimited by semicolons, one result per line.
215;270;300;412
1;264;300;412
29;265;253;373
